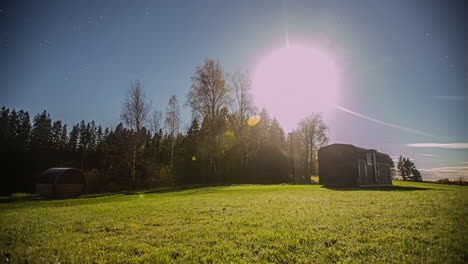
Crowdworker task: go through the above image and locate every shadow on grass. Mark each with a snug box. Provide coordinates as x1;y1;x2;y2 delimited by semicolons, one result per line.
0;185;231;206
0;195;46;204
80;184;226;198
321;185;432;191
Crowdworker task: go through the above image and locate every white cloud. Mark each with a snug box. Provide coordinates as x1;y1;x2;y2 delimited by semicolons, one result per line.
415;154;436;157
419;166;468;180
334;105;437;138
407;143;468;149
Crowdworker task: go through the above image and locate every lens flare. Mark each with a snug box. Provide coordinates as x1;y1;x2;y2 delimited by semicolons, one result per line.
221;130;237;152
247;115;261;126
224;130;235;136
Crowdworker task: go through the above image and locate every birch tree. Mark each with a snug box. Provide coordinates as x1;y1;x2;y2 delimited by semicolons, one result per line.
187;59;230;180
165;95;180;167
230;71;254;178
121;80;150;187
297;113;329;180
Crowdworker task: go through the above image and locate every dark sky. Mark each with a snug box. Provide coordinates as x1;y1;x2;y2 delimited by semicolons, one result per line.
0;0;467;178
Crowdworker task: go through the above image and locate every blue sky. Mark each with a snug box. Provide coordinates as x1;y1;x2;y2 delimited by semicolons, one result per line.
0;0;466;179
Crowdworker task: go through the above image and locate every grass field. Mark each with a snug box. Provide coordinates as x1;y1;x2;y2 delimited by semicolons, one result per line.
1;181;467;263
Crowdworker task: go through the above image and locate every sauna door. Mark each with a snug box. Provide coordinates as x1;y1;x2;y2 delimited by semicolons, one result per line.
358;159;367;186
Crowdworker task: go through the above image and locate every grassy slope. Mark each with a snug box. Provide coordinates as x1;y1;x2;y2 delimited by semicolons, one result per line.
0;181;467;263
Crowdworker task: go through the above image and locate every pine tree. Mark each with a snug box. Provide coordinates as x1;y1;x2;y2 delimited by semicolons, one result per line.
79;120;87;151
17;110;31;150
397;155;422;181
68;124;80;151
88;121;97;151
104;127;110;138
397;155;405;180
60;125;68;150
96;125;103;150
268;118;285;148
0;107;11;143
182;118;201;183
30;111;52;151
411;168;422;182
51;120;64;150
8;109;19;138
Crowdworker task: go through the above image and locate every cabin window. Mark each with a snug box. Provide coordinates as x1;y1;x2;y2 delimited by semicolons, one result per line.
366;152;372;165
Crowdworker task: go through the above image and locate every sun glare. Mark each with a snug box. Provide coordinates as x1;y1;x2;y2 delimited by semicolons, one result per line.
247;114;261;126
252;44;340;132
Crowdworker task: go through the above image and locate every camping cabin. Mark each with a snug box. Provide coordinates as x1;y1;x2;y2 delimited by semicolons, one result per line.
318;144;393;187
36;168;86;198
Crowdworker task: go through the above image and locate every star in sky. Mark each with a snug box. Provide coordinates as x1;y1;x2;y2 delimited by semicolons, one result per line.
39;40;51;48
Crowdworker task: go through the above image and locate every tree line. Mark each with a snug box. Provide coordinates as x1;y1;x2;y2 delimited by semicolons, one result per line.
393;155;422;182
0;59;330;195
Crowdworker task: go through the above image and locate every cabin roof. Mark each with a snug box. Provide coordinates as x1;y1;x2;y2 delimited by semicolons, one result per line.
37;168;82;178
320;143;392;163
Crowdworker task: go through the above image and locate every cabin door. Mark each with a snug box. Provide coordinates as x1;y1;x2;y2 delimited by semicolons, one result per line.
358;159;367;186
366;152;376;185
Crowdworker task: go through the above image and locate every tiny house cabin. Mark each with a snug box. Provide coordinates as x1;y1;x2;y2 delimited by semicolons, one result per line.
318;144;393;187
36;168;86;198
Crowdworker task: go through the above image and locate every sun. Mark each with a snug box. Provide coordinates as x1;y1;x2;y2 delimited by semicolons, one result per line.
251;44;340;132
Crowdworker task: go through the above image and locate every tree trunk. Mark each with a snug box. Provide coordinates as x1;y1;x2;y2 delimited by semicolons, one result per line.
131;146;136;188
170;138;174;167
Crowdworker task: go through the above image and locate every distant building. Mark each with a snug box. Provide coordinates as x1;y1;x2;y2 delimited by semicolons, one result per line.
318;144;393;187
36;168;86;198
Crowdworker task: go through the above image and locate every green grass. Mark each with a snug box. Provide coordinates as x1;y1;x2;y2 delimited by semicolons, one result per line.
1;181;467;263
